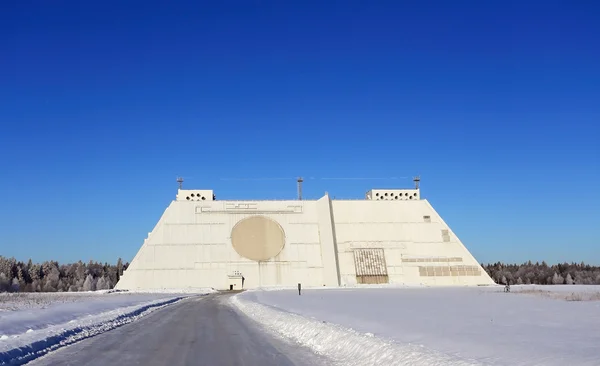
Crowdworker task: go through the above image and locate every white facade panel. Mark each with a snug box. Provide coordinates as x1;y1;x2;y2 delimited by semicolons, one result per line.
115;188;494;291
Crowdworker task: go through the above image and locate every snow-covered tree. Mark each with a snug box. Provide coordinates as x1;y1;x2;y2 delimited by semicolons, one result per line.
565;273;574;285
516;277;523;285
0;257;16;281
96;276;109;290
117;258;123;273
552;272;564;285
11;277;20;292
31;279;42;292
82;274;95;291
28;264;41;281
75;261;85;282
75;277;85;291
0;272;9;292
43;267;60;292
16;266;26;283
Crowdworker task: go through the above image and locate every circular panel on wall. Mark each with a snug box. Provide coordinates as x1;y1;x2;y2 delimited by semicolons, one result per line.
231;216;285;261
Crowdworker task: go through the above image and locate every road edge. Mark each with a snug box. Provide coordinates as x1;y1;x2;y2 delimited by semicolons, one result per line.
0;296;186;366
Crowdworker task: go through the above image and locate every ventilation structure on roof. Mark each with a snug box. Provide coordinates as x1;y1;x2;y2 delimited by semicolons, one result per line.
366;189;420;201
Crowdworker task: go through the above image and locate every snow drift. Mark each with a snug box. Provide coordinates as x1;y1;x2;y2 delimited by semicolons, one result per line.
230;293;480;366
232;286;600;366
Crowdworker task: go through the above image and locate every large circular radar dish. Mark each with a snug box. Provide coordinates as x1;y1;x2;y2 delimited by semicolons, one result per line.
231;216;285;261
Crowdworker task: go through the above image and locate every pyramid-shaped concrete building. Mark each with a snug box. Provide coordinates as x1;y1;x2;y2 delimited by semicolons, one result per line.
115;185;494;290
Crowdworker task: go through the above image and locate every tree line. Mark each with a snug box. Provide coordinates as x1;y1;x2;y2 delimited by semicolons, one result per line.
0;255;129;292
2;255;600;292
482;261;600;285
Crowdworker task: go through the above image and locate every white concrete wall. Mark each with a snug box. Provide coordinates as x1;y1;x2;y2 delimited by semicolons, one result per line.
116;199;329;290
316;194;341;286
331;199;494;286
117;193;493;290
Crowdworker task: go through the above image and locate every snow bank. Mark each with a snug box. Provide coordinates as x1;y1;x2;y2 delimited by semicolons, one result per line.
0;293;182;335
230;293;480;366
235;287;600;366
119;287;217;294
0;291;212;365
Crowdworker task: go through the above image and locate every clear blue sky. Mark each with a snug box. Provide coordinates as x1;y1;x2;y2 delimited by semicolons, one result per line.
1;1;598;266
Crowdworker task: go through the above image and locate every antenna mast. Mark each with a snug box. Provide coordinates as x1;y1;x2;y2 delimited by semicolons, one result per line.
413;175;421;189
297;176;304;200
177;176;184;190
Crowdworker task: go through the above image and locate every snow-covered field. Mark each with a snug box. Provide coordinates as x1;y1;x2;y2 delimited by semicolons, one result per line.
0;289;215;365
231;285;600;366
0;292;113;312
509;284;600;301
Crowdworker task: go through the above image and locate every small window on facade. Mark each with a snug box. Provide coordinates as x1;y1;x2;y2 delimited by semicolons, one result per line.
441;229;450;242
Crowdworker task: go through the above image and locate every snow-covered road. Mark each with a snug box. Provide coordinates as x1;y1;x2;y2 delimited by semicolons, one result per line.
26;293;329;366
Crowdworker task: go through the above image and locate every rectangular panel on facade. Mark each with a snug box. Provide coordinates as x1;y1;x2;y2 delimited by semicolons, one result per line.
353;248;389;284
441;229;451;242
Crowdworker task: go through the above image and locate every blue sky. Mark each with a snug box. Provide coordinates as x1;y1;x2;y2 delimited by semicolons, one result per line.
1;1;598;265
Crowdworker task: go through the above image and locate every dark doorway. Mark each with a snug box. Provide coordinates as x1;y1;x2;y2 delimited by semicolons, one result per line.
229;284;233;290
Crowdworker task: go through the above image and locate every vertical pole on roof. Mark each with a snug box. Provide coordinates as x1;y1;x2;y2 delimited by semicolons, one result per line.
297;177;304;200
